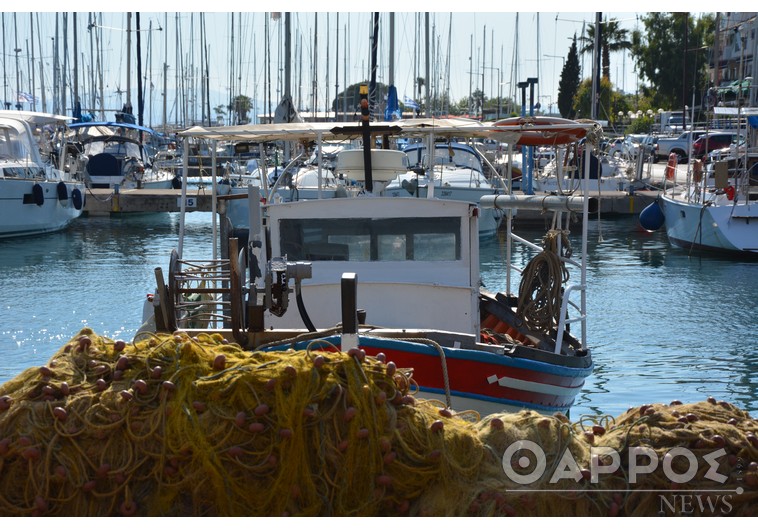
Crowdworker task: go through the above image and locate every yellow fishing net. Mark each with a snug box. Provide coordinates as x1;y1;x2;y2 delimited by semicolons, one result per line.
1;328;756;516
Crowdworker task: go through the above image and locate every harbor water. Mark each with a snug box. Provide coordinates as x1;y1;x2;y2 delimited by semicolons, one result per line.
2;211;757;419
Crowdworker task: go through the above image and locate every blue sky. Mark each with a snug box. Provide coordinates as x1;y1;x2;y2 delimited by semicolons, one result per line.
2;5;694;124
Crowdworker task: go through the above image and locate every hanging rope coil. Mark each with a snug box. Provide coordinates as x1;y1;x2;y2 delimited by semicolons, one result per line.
516;230;571;334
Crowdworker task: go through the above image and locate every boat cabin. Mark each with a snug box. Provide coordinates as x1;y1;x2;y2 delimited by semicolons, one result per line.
262;196;480;335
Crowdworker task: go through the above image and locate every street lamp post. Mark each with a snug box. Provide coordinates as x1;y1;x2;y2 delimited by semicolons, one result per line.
544;54;565;67
544;55;565;114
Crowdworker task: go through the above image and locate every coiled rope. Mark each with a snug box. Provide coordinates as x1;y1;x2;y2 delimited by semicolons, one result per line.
516;229;571;334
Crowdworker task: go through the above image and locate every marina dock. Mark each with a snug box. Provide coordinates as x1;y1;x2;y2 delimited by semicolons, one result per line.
82;186;662;223
83;187;228;216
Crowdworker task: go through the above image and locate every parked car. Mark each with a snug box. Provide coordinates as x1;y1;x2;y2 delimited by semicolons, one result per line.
663;115;684;134
608;134;657;159
654;130;709;162
691;132;741;159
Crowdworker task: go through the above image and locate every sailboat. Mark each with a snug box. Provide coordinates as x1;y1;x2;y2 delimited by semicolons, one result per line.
0;111;85;238
642;105;758;255
639;14;758;256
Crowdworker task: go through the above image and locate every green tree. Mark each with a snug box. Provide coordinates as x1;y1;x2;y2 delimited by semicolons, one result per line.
573;77;627;124
558;35;582;118
631;12;714;111
332;82;389;117
213;104;227;125
231;95;252;124
578;17;632;84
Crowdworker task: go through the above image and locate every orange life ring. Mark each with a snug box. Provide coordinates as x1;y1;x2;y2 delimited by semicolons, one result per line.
492;116;590;147
665;153;678;180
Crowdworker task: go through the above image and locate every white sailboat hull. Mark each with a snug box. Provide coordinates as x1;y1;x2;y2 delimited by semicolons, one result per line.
659;192;758;254
0;179;85;239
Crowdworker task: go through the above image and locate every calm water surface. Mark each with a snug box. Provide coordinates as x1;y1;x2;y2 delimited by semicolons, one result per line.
2;211;757;418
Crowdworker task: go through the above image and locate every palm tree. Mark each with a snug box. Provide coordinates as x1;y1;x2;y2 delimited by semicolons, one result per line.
578;17;632;83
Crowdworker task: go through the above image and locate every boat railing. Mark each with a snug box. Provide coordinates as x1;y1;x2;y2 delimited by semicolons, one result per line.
554;283;587;356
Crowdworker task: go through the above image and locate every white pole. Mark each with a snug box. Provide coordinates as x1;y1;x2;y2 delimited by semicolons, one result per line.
580;141;590;347
178;136;189;258
317;131;323;199
211;139;218;260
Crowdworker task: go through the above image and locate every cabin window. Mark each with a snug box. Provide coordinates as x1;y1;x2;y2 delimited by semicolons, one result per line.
279;217;461;262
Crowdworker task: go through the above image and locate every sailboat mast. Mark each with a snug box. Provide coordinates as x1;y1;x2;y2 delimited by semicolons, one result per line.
482;24;486;117
424;12;429;117
590;12;601;121
62;14;68;114
510;14;519;115
73;13;80;112
162;12;167;130
29;14;36;111
148;20;153;128
126;12;131;109
284;12;291;99
312;14;318;115
136;12;144;127
89;12;95;112
388;12;395;86
2;14;6;109
13;13;20;110
445;15;451;115
36;13;46;113
413;13;418;106
343;17;348;121
334;13;339;121
53;14;59;114
536;14;541;107
468;34;472;116
369;12;379;118
325;14;329;114
204;14;211;127
98;14;104;120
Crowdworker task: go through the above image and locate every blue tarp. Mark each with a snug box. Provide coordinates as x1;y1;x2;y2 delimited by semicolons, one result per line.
385;86;401;121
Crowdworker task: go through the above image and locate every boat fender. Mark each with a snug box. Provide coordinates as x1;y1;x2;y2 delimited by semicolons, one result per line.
639;199;665;232
72;188;84;210
57;181;69;202
724;185;735;201
664;153;677;180
172;176;182;189
32;183;45;206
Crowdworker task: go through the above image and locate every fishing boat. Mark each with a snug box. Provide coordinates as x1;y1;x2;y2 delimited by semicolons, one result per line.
0;111;85;239
143;108;596;417
640;106;758;255
66;122;181;190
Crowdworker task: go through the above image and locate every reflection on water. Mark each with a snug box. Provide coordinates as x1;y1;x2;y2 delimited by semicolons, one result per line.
0;212;214;383
2;212;757;418
480;215;758;418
